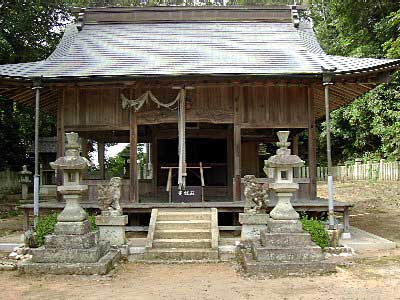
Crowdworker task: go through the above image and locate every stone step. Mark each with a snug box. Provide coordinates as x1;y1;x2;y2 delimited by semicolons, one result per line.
252;245;324;262
154;229;211;240
152;238;212;249
157;211;211;221
143;248;219;261
156;220;211;230
260;232;313;248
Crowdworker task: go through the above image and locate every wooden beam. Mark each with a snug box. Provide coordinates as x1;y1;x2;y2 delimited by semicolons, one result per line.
307;87;317;199
130;110;138;203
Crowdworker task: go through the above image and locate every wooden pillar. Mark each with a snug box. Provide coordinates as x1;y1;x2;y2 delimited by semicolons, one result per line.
233;124;241;201
292;134;299;156
233;86;243;201
226;125;233;199
98;142;105;180
130;110;138;203
151;126;158;199
307;87;317;199
56;90;65;202
81;135;89;179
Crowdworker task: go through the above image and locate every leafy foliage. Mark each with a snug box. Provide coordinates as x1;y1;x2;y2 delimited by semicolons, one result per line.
306;0;400;164
34;212;97;247
300;215;330;249
34;212;58;247
87;215;97;230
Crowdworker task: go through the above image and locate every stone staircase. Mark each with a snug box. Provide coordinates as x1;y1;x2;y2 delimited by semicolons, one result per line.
143;208;219;261
238;219;336;277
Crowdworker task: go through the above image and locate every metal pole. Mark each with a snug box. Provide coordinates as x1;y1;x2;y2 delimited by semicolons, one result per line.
33;82;42;227
324;82;335;229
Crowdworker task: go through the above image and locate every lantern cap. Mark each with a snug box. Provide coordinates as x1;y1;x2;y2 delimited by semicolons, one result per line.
266;131;304;168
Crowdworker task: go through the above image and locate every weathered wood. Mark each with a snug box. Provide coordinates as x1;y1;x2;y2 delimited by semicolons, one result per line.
307;87;317;199
98;142;105;180
241;142;259;177
62;85;311;129
130;110;138;203
226;125;233;198
82;6;294;24
240;86;309;127
56;90;65;202
233;86;242;201
151;126;158;199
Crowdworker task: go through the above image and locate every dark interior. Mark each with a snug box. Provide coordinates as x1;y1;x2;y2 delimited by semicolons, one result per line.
157;138;227;186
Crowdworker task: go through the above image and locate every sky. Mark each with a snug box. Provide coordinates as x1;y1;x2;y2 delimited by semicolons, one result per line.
91;143;129;166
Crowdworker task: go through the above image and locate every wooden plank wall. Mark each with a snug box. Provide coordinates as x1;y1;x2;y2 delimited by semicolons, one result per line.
240;86;309;128
62;85;309;129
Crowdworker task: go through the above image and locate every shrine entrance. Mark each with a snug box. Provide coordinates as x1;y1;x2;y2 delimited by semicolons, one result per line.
157;137;228;202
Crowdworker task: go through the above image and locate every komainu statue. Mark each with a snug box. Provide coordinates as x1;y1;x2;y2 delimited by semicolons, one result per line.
98;177;122;215
243;175;269;214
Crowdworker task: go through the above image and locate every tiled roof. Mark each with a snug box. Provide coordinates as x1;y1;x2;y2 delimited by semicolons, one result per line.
0;16;398;80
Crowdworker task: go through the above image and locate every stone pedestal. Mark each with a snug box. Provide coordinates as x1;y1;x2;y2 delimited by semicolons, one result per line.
21;220;120;275
20;132;120;275
239;213;269;242
96;214;128;246
237;218;336;277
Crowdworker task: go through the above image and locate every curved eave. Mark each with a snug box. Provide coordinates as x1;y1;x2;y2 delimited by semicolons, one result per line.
0;63;399;119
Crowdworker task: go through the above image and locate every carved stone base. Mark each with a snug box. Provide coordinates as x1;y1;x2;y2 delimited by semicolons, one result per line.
239;213;270;242
95;214;128;246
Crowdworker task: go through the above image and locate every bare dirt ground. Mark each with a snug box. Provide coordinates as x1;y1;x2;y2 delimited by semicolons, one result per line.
318;181;400;244
1;255;400;300
0;181;399;299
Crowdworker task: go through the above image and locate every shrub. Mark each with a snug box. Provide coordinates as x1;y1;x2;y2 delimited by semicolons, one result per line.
34;212;97;247
300;215;330;249
34;212;58;247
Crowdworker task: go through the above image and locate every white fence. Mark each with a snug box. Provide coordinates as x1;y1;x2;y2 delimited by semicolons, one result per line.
298;159;400;182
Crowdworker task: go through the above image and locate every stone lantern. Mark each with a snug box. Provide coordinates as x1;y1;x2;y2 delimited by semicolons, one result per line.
19;165;32;200
237;131;335;276
266;131;304;221
50;132;90;223
22;132;120;275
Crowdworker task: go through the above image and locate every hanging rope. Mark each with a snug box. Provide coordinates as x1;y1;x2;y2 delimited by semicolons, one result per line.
121;90;181;112
122;88;188;191
177;89;186;191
